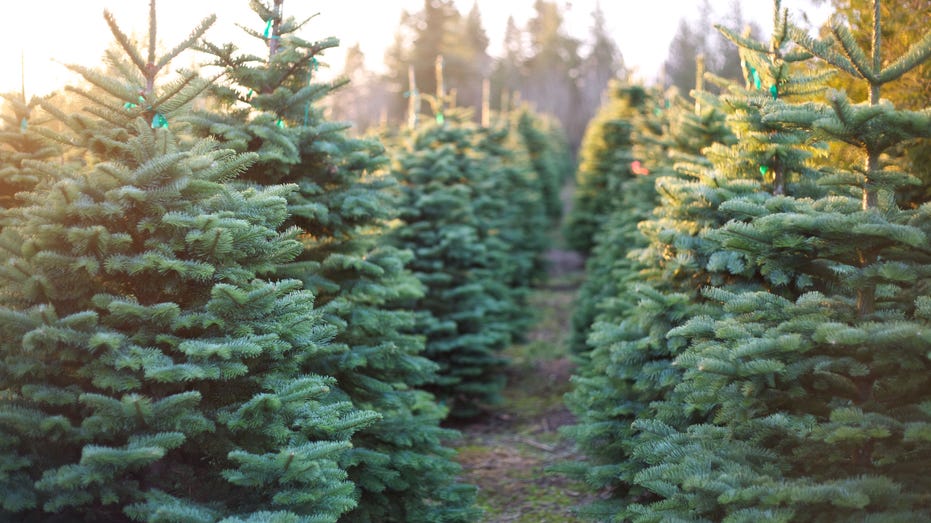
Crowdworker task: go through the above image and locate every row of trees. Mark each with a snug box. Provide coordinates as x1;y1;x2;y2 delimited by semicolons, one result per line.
331;0;619;150
0;1;570;521
329;0;779;152
564;0;931;520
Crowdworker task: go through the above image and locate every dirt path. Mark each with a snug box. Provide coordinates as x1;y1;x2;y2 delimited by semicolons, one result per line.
452;249;598;522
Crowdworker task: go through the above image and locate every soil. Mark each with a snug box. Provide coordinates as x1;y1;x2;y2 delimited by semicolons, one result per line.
450;248;602;522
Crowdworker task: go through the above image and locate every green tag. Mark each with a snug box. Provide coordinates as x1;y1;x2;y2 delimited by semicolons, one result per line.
769;85;778;100
436;113;445;125
264;19;273;38
759;165;769;175
276;118;285;128
124;102;137;109
151;113;168;129
20;117;27;132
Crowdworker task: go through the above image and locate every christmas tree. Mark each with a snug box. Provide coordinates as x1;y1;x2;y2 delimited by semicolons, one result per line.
515;107;570;225
0;2;377;521
564;82;647;255
563;56;750;520
471;110;552;337
387;107;514;418
565;84;662;354
627;1;931;520
186;2;479;520
0;92;59;224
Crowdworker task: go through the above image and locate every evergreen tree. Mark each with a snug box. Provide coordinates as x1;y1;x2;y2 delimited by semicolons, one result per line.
0;93;59;223
383;0;491;123
563;63;741;520
475;114;549;299
564;82;647;255
579;2;625;146
523;0;585;148
564;83;653;355
515;107;570;225
0;3;376;521
186;2;478;521
386;109;516;418
822;0;931;205
627;1;931;520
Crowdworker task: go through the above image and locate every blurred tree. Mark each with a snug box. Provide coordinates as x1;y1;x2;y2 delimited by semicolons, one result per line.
327;44;393;131
490;15;526;110
664;0;759;95
579;3;625;141
383;0;490;123
523;0;584;148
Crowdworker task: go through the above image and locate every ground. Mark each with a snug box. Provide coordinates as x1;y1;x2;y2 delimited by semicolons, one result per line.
450;247;603;522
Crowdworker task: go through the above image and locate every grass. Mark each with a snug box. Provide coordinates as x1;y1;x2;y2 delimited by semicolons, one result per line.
452;253;599;522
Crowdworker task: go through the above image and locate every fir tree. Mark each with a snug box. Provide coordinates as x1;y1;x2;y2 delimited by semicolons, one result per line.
565;83;655;354
0;92;59;223
515;107;570;225
472;116;549;335
628;1;931;520
564;81;646;255
563;59;742;520
0;3;376;521
386;108;515;418
186;2;479;521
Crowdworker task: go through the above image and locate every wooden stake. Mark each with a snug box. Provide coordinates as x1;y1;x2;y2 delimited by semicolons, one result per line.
694;53;705;114
407;64;418;129
481;78;491;127
435;55;445;115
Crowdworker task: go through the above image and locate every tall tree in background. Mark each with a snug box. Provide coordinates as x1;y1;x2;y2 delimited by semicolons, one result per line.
664;0;759;95
579;2;624;113
383;0;490;124
328;44;392;131
490;15;526;110
523;0;584;147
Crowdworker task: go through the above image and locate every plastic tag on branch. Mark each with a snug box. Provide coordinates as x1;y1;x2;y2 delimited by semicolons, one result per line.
151;113;168;129
631;160;650;176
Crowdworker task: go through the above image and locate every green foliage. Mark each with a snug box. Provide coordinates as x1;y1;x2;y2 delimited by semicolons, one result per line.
386;116;514;418
564;82;648;254
186;3;478;521
0;119;372;521
566;1;931;521
0;93;60;223
515;108;571;224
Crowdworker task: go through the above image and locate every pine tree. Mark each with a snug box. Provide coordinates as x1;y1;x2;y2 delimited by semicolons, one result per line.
515;107;570;225
565;84;657;354
564;81;644;255
473;115;549;328
186;2;479;521
0;3;377;521
386;106;516;417
627;1;931;520
0;92;59;223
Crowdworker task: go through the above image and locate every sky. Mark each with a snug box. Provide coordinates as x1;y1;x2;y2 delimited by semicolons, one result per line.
0;1;833;98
